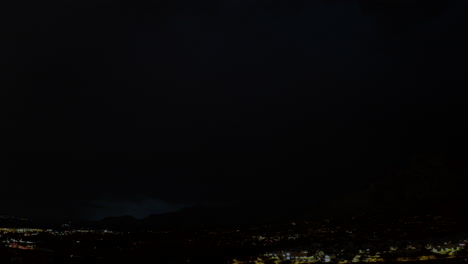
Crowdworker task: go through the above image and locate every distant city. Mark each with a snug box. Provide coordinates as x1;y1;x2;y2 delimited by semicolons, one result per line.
0;213;467;264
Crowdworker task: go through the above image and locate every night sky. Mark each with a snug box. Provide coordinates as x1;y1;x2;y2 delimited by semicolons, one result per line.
3;0;468;220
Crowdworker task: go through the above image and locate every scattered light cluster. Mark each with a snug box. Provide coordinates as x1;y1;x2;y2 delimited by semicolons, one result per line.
236;239;468;264
228;216;468;264
0;228;43;233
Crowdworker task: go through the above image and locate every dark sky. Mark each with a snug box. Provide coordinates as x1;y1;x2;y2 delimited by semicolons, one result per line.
3;0;468;220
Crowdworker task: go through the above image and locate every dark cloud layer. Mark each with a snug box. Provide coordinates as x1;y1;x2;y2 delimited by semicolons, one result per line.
4;0;468;219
